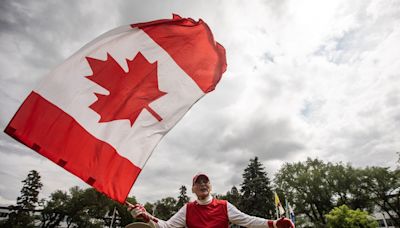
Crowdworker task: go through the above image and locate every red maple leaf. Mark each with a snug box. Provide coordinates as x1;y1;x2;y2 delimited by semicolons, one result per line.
85;52;167;126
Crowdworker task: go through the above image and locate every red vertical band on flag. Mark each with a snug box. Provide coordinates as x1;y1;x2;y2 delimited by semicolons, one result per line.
132;15;227;93
4;92;141;203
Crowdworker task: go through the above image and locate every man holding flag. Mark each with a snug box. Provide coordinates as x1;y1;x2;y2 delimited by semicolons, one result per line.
128;173;295;228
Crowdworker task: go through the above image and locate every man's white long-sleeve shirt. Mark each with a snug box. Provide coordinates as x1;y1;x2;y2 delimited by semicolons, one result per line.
155;196;269;228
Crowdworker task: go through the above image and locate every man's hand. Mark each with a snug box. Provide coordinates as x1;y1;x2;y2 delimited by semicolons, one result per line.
267;217;295;228
127;203;158;223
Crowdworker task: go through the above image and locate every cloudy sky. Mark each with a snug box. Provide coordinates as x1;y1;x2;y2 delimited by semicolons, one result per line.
1;0;399;205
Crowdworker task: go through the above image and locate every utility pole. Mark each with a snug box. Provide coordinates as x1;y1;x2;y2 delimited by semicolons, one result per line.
285;198;289;218
109;206;117;228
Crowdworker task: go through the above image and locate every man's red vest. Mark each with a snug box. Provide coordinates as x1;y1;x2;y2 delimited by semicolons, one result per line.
186;199;229;228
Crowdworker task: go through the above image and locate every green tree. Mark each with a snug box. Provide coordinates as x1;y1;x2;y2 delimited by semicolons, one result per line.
40;190;70;228
37;185;137;228
63;186;86;227
239;157;274;218
144;202;155;217
101;196;137;227
3;170;43;228
63;187;109;228
327;163;373;212
225;186;241;207
326;205;378;228
274;158;333;226
275;158;400;227
360;167;400;227
176;185;190;209
80;188;110;225
154;197;177;220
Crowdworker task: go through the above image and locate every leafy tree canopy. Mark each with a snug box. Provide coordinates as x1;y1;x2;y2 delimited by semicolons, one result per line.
326;205;378;228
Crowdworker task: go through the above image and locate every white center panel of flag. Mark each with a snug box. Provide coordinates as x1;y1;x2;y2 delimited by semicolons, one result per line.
34;26;204;168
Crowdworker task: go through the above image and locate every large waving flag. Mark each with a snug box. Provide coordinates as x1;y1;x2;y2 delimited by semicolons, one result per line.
5;14;227;203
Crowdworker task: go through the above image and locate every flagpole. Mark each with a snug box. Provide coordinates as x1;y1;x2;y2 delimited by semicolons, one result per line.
109;206;117;228
285;198;289;218
274;192;276;219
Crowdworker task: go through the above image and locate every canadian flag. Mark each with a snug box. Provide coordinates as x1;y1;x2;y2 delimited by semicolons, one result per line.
5;15;227;203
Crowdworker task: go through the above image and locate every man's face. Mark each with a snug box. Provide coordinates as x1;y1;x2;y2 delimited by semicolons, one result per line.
192;175;212;200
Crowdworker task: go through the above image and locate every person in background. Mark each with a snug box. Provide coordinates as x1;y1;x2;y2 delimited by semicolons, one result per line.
128;173;295;228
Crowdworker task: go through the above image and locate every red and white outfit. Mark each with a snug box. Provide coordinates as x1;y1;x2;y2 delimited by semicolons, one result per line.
156;196;269;228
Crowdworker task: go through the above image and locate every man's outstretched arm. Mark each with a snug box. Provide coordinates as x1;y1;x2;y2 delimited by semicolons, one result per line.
227;202;294;228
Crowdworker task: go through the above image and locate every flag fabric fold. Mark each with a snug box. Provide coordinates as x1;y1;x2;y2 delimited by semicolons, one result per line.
5;14;227;203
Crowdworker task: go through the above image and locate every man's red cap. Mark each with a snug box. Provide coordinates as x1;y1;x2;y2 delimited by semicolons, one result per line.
192;173;209;186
